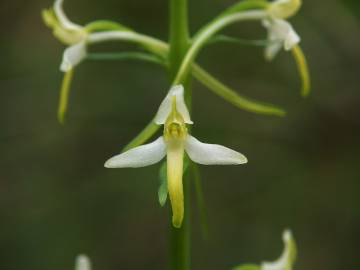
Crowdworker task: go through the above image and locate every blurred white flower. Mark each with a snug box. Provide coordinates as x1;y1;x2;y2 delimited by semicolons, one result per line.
262;18;300;61
75;255;91;270
42;0;87;72
262;0;310;96
261;230;297;270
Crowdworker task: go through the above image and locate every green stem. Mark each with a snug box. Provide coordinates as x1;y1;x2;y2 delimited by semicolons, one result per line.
192;164;208;239
87;52;165;65
173;10;267;84
192;65;286;116
169;0;190;80
87;30;286;117
168;0;191;269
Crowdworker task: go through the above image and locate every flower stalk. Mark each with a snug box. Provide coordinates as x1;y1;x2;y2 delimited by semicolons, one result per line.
173;10;268;85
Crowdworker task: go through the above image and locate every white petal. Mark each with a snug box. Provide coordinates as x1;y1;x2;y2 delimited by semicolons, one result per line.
104;137;166;168
75;255;91;270
261;230;295;270
284;27;300;50
60;42;87;72
185;135;247;165
54;0;82;31
264;41;283;61
262;19;300;59
154;85;193;125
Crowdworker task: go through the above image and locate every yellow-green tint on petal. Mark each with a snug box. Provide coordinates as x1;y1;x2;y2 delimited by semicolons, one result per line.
164;96;188;141
58;69;74;124
166;140;185;228
268;0;302;19
41;8;85;45
286;230;297;270
53;28;86;45
291;45;310;97
42;9;57;28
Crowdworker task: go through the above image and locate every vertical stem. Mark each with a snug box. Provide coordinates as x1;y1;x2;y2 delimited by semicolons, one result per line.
169;0;190;80
168;0;191;270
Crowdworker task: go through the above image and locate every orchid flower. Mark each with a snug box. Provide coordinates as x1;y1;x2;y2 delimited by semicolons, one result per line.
233;229;297;270
43;0;133;74
263;0;310;96
262;0;301;61
262;18;300;62
104;85;247;228
42;0;132;123
261;230;297;270
42;0;151;123
42;0;89;123
42;0;88;72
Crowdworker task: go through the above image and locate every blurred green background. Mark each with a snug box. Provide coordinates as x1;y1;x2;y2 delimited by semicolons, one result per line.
1;0;360;269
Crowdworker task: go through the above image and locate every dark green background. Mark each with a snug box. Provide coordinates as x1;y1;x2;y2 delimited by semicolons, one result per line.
1;0;359;269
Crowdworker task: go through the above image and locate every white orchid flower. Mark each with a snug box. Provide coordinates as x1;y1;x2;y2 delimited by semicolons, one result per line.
105;85;247;228
263;0;301;60
75;254;91;270
42;0;88;72
42;1;137;123
262;18;300;61
261;230;297;270
42;0;88;123
262;0;302;61
263;0;310;96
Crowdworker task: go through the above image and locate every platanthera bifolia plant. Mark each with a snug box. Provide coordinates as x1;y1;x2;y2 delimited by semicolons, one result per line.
42;0;310;269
